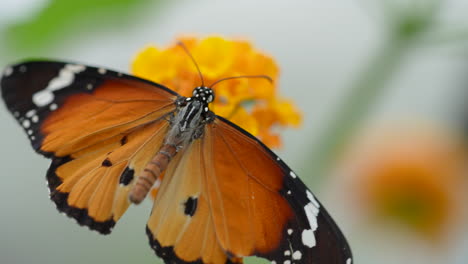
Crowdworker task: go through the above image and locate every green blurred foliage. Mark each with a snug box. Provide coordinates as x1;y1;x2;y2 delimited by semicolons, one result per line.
303;0;444;186
3;0;157;57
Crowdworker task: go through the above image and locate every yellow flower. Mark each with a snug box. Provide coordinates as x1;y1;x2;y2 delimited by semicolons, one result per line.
131;35;301;148
339;122;467;240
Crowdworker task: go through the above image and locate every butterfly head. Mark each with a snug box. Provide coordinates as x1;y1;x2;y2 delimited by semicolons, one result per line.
191;86;214;106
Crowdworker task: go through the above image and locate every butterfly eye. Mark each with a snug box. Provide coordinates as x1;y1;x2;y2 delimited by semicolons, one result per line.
207;94;214;103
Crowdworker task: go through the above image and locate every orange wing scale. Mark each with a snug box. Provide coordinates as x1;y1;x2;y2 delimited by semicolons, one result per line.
203;118;294;256
41;79;176;156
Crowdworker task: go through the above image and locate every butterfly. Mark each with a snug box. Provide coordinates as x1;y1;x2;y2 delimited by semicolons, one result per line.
1;52;352;264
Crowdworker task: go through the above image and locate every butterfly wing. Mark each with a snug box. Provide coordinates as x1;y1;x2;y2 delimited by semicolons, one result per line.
146;115;352;264
146;139;237;264
1;61;178;234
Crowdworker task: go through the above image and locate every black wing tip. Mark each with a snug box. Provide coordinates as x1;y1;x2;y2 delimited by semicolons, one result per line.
47;156;115;235
1;60;62;76
1;59;178;97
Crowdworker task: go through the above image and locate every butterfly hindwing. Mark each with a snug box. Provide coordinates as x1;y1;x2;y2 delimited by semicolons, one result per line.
48;119;171;233
146;116;352;264
1;61;178;234
146;139;238;264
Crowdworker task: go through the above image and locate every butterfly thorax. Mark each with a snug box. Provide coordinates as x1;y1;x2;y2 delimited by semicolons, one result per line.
128;86;215;204
169;86;215;143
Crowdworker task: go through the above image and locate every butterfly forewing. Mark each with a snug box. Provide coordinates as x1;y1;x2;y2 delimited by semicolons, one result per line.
1;61;178;233
207;117;352;263
1;61;178;155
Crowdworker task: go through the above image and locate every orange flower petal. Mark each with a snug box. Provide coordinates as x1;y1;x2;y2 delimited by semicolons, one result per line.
131;35;302;148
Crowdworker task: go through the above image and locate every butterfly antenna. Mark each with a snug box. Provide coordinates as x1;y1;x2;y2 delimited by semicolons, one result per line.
177;41;205;87
209;75;273;89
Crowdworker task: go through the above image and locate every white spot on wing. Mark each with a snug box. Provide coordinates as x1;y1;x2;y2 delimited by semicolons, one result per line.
346;258;352;264
301;229;316;248
22;120;31;128
47;64;85;91
49;103;58;111
304;203;319;230
283;261;290;264
284;250;290;256
98;68;107;74
32;64;85;107
25;109;36;118
31;115;39;123
33;91;54;107
289;171;297;178
292;251;302;260
287;229;293;235
306;190;320;208
4;66;13;76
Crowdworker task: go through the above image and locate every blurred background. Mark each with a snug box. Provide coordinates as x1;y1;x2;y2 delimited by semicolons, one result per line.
1;0;468;263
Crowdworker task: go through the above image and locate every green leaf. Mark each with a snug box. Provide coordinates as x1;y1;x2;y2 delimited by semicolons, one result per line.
3;0;158;55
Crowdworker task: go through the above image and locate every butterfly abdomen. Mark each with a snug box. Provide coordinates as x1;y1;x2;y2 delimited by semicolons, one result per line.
129;144;177;204
129;98;208;204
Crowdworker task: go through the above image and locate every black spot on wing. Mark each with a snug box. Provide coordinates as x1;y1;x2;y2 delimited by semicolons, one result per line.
183;196;198;217
120;135;128;145
119;167;134;186
102;158;113;167
47;156;115;234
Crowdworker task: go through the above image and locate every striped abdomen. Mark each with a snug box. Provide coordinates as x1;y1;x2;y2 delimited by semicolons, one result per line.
129;144;177;204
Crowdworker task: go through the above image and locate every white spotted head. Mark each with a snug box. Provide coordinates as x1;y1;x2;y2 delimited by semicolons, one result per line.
192;86;214;104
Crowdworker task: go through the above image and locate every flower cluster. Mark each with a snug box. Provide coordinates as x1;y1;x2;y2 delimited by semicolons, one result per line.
340;123;468;240
131;36;301;148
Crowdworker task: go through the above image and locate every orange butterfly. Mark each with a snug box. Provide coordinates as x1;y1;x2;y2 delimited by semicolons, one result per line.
1;50;352;264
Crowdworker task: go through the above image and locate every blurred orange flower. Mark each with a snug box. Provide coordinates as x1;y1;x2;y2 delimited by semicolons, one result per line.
131;35;301;148
339;122;468;240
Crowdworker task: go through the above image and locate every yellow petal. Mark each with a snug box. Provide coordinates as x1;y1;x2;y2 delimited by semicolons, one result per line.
131;36;302;149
